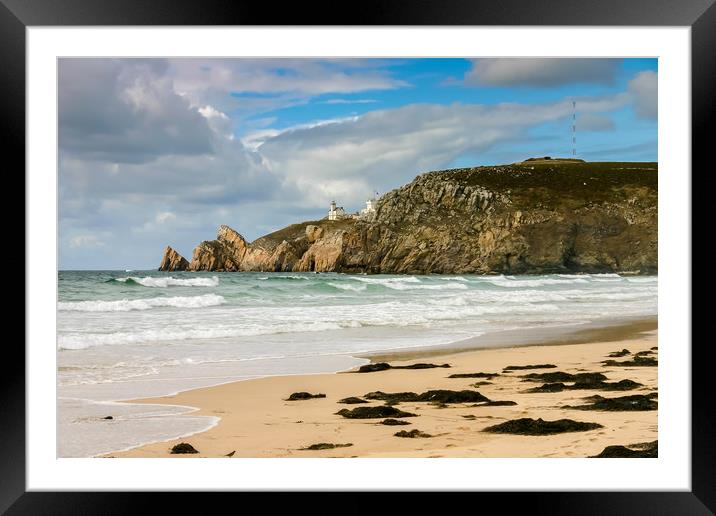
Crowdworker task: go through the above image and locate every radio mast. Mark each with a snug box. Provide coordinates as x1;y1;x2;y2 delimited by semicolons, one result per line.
572;101;577;157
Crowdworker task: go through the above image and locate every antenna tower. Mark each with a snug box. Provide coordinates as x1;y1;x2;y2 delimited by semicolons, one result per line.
572;101;577;157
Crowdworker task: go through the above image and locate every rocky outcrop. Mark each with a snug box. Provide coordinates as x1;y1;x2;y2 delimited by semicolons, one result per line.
158;246;189;271
159;161;658;274
305;225;324;243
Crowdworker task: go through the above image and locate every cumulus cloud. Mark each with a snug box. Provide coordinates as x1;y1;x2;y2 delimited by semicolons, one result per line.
628;70;657;119
255;95;630;207
465;58;622;87
59;59;216;164
578;113;616;132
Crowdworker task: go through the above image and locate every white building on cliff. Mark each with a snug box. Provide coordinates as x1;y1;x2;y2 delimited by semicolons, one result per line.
328;194;379;221
328;200;348;221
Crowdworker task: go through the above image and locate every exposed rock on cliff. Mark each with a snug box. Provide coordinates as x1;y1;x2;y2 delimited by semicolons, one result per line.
158;246;189;271
159;161;657;274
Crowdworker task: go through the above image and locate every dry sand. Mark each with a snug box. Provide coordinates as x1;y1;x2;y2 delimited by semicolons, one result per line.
109;320;657;458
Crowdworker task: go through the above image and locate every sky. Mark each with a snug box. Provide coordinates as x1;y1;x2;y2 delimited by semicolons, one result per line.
58;57;658;270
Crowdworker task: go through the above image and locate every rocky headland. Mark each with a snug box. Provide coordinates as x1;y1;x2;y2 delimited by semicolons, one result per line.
159;160;657;274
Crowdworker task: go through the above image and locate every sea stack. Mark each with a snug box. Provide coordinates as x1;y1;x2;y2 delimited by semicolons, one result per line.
158;246;189;271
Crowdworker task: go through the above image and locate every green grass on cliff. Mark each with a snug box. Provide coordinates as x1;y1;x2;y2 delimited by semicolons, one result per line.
432;161;657;204
251;218;356;247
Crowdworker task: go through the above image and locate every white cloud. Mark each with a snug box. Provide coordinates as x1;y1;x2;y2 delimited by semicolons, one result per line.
59;59;215;164
256;95;630;208
320;99;378;105
628;70;657;119
578;113;616;132
155;211;176;224
69;235;106;248
465;58;621;87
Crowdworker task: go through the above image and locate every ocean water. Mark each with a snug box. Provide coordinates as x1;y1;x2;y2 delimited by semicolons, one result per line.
57;270;657;457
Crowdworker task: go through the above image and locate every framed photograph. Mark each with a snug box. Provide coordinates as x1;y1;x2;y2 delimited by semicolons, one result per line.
9;0;709;512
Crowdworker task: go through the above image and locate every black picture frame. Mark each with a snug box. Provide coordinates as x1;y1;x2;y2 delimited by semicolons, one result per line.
6;0;708;512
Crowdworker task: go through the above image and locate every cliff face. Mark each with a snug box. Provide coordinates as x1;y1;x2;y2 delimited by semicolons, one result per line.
158;161;657;274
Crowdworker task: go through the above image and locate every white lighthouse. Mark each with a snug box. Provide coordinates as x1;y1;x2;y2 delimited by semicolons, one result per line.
328;200;347;221
359;192;378;219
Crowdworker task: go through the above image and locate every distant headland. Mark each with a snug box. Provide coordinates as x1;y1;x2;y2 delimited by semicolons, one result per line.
159;159;657;275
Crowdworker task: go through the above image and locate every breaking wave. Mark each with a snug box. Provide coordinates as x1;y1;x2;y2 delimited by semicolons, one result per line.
108;276;220;288
58;294;226;312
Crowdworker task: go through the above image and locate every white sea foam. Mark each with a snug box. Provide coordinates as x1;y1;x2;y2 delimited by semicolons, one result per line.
57;320;363;350
355;276;421;284
488;277;590;288
328;282;368;292
58;294;226;312
114;276;220;287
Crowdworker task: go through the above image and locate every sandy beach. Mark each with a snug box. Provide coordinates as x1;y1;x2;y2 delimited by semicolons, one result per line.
107;318;657;459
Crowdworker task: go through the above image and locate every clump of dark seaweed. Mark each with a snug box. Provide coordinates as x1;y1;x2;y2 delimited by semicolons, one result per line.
470;381;493;387
527;378;642;393
483;418;602;435
503;364;557;371
526;382;567;393
521;371;607;384
394;429;432;438
356;363;391;373
395;363;451;370
364;389;490;404
356;362;450;373
286;392;326;401
170;442;199;454
380;418;411;426
608;349;631;357
338;397;368;404
574;379;642;391
335;406;417;419
567;394;657;411
602;356;658;367
448;372;499;379
300;443;353;450
591;440;657;458
479;400;517;406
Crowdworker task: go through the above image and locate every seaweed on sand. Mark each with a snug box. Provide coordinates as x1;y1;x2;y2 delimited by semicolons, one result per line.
364;389;490;404
335;406;417;419
526;378;642;393
448;372;499;379
356;362;451;373
394;429;432;438
380;418;411;426
170;442;199;454
567;394;658;411
483;418;602;435
521;372;607;383
602;356;658;367
300;443;353;450
338;397;368;404
591;440;658;458
286;392;326;401
503;364;557;371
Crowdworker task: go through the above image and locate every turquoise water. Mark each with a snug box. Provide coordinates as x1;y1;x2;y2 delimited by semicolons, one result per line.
57;270;657;457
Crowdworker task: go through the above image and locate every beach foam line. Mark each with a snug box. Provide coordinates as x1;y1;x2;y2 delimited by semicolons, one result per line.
58;293;226;313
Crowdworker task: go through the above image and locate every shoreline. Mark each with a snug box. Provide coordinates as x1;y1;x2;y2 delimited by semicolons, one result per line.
107;317;658;458
363;316;656;363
